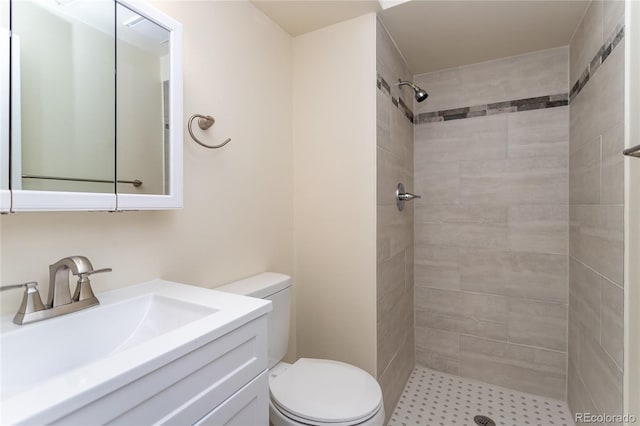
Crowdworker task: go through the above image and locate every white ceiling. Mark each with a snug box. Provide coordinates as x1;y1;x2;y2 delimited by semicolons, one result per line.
252;0;589;75
250;1;381;37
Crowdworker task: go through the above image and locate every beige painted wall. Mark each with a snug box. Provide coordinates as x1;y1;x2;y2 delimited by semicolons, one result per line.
0;1;295;360
292;13;378;376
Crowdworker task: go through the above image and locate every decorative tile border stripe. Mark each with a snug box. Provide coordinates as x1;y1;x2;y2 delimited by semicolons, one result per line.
377;73;415;124
415;93;568;124
570;23;624;103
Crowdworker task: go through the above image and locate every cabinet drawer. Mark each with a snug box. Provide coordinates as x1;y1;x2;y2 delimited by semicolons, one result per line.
194;370;268;426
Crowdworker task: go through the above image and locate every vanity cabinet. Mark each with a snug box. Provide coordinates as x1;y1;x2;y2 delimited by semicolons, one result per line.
54;317;269;425
1;280;271;425
0;0;183;212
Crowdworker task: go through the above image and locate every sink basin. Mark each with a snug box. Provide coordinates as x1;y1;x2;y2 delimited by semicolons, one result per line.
1;293;216;400
0;279;271;425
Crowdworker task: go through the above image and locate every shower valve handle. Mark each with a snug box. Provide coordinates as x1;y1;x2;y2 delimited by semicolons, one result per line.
397;192;421;201
395;183;421;211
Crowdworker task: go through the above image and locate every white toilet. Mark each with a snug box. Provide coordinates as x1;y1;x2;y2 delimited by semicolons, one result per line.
217;272;385;426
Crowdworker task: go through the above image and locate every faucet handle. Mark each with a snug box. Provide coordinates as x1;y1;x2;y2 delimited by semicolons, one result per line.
72;267;112;302
80;267;113;277
0;281;46;325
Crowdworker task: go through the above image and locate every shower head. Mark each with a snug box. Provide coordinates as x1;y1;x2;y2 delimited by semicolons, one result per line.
398;80;429;103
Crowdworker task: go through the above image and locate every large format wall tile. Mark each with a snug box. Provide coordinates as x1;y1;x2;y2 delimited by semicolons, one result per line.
415;326;460;375
570;39;624;154
378;147;413;207
391;107;414;173
569;258;601;342
377;204;412;262
376;19;412;108
377;90;390;151
569;135;601;205
507;106;569;159
378;328;415;418
414;244;460;290
460;157;567;206
460;335;567;400
567;360;599;418
414;115;507;163
507;298;567;351
378;289;412;377
415;205;508;249
460;249;568;303
569;0;603;85
579;331;623;416
415;222;507;250
570;204;624;286
601;121;625;205
603;1;625;41
416;287;508;341
507;205;568;255
413;162;460;205
601;277;623;368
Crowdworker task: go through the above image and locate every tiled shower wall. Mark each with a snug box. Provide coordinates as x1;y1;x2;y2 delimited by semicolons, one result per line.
375;19;415;418
412;47;570;400
567;0;625;420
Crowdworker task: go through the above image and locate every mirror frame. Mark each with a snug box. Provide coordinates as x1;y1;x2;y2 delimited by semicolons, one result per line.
1;0;10;213
0;0;182;212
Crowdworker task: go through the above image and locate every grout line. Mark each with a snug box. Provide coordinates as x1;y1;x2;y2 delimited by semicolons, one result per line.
414;312;568;355
599;134;603;204
414;279;569;305
569;255;624;291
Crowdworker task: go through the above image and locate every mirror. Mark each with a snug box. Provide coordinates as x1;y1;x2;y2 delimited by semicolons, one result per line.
116;3;170;196
4;0;182;212
11;0;115;194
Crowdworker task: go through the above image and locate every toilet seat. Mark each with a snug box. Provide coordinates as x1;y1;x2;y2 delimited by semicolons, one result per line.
269;358;383;425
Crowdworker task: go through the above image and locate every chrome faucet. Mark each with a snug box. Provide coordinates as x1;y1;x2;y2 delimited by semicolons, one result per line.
0;256;111;325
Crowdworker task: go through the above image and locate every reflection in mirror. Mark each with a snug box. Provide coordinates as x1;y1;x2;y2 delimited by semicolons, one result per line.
116;3;170;195
11;0;115;193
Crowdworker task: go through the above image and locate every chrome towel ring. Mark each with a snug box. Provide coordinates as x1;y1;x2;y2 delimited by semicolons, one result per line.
188;114;231;149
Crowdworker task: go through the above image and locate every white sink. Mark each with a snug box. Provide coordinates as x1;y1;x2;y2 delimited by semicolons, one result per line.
0;279;271;425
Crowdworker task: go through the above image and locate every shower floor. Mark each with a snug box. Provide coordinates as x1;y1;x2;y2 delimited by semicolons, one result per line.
388;366;574;426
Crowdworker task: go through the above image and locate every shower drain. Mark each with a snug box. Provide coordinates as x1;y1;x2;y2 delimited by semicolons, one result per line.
474;415;496;426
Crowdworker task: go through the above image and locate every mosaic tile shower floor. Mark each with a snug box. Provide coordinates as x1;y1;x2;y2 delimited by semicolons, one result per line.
388;366;574;426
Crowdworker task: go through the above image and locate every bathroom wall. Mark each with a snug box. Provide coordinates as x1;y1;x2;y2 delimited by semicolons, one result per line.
567;0;625;419
413;47;570;400
375;19;415;417
0;1;295;357
292;14;378;376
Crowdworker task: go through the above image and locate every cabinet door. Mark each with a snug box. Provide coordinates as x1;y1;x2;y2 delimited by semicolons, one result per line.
194;371;269;426
9;0;117;211
114;0;183;210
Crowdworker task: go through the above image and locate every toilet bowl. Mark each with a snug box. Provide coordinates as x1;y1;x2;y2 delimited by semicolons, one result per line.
269;359;384;426
216;273;384;426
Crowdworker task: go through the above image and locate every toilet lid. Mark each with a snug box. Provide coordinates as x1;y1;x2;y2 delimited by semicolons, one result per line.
270;358;382;424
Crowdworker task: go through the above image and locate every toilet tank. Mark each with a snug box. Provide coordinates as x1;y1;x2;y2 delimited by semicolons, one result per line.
215;273;291;369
